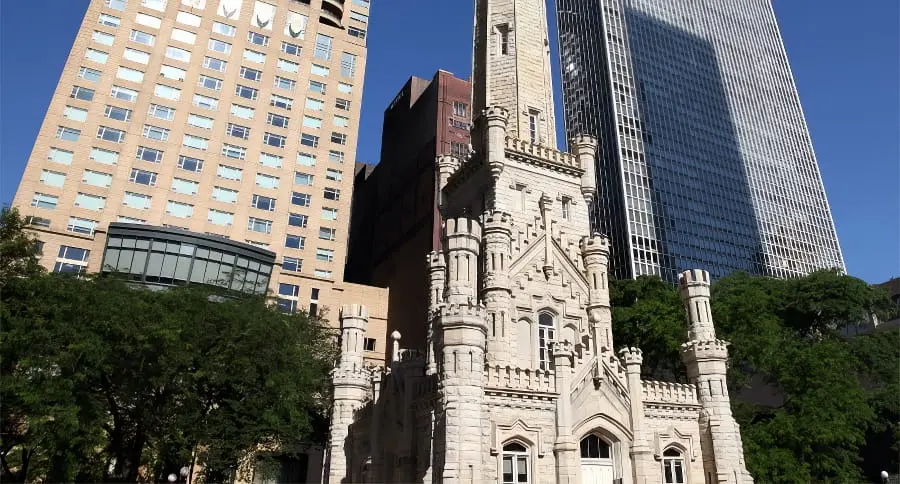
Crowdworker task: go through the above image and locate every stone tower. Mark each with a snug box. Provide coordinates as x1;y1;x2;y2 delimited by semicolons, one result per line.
472;0;557;146
679;269;754;484
327;304;372;483
434;217;488;482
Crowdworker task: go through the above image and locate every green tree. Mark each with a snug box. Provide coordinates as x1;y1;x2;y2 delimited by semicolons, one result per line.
610;271;897;483
0;207;44;287
2;272;336;482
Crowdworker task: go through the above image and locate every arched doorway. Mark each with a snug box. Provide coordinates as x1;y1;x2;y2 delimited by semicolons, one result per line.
580;434;614;483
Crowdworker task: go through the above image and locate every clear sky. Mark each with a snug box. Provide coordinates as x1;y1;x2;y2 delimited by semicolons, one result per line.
1;0;897;283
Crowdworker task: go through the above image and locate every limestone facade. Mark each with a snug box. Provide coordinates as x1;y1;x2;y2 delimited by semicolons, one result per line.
323;0;753;481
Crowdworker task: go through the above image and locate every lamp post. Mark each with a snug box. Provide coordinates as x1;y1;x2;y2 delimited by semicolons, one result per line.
881;470;889;484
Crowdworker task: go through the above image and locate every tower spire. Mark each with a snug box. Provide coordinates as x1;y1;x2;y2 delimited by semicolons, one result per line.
472;0;558;147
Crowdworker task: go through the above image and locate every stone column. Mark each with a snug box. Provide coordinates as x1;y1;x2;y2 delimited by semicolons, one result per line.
620;347;654;483
327;304;372;484
679;270;754;484
480;210;514;362
552;341;580;484
580;234;613;355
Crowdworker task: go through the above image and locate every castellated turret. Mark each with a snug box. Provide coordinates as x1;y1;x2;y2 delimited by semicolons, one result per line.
433;216;490;482
443;217;482;305
678;270;754;484
571;134;598;204
580;233;613;354
327;304;373;483
426;251;447;375
482;106;510;180
480;210;514;362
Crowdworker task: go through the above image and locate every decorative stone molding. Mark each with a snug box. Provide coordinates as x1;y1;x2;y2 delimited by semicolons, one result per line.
653;427;698;462
489;419;547;457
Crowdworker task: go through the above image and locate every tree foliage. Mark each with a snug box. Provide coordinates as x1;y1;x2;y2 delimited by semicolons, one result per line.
610;270;898;483
0;211;337;483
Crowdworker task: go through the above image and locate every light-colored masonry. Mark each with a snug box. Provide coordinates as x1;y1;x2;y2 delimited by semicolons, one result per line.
323;0;753;482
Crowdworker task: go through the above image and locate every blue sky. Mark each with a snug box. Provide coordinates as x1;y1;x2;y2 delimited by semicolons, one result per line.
1;0;897;283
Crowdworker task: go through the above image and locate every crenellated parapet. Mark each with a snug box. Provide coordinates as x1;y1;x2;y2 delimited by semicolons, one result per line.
436;154;462;190
571;134;598;204
681;339;730;361
641;380;699;406
484;364;556;393
619;347;643;369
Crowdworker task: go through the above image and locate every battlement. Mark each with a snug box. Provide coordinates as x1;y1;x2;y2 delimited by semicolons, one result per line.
571;134;598;149
444;217;482;239
426;251;446;269
619;347;644;366
480;209;513;229
340;303;368;321
641;380;699;406
437;153;462;168
579;233;611;254
485;364;556;394
505;137;580;169
679;269;711;288
482;105;509;122
681;339;730;359
440;302;487;320
331;367;371;385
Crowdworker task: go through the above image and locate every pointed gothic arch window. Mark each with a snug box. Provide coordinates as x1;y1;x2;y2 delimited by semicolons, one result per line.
663;448;686;484
537;312;555;370
579;434;611;459
501;442;530;483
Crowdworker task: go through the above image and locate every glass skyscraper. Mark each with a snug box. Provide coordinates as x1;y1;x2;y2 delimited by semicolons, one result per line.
555;0;845;282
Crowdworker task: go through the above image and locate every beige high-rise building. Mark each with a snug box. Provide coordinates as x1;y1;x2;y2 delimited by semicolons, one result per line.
11;0;387;359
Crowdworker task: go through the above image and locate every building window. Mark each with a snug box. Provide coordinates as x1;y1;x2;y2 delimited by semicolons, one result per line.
243;49;266;64
278;59;300;73
537;312;555;370
235;84;259;100
314;33;332;60
55;245;90;274
285;234;305;249
74;193;106;211
282;256;301;272
295;172;314;186
255;173;280;189
130;168;158;186
528;109;540;143
316;248;334;262
124;48;150;64
314;269;332;279
271;94;293;110
325;168;342;181
211;186;238;204
98;126;126;143
497;24;510;55
291;192;311;207
348;26;366;40
231;104;255;119
240;66;262;81
171;178;199;195
288;213;308;228
514;184;527;212
136;146;163;163
193;94;218;110
579;434;610;459
78;66;102;82
259;152;283;168
165;45;192;62
208;38;232;54
198;75;223;91
99;13;121;26
154;84;181;101
300;134;319;148
663;448;686;484
31;193;59;210
297;152;316;166
323;187;340;201
82;169;113;187
319;227;336;241
263;132;286;148
453;101;468;117
502;443;529;484
335;98;351;111
222;144;245;159
92;30;115;46
212;21;236;37
188;114;214;130
309;287;320;317
57;126;81;142
340;52;357;78
247;31;269;46
363;337;376;352
64;106;89;122
561;197;571;220
309;80;326;94
321;207;337;221
451;141;467;158
178;156;203;173
329;150;344;164
123;192;152;210
281;41;301;56
207;209;234;226
217;165;242;181
274;76;296;91
89;147;118;165
147;104;174;120
226;123;250;140
252;194;276;211
203;56;228;72
129;29;155;46
267;113;289;128
248;217;273;234
48;148;74;165
142;124;169;141
330;132;347;145
67;217;97;235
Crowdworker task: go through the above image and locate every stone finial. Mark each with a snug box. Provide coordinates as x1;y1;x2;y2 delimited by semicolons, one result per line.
619;347;644;368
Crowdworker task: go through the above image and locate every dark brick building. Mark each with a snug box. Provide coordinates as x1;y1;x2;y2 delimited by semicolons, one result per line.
345;70;471;356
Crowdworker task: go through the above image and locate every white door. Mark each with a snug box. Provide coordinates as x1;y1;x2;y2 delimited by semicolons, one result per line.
581;461;614;484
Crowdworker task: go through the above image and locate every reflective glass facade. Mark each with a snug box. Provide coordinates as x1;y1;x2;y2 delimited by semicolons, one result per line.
556;0;845;282
102;223;274;293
